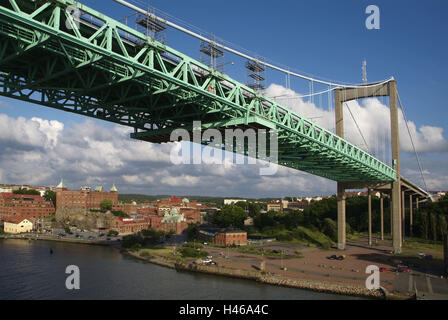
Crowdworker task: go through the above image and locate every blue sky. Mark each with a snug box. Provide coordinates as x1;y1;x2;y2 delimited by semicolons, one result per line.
0;0;447;197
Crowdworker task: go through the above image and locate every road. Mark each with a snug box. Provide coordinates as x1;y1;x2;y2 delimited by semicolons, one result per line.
393;271;448;300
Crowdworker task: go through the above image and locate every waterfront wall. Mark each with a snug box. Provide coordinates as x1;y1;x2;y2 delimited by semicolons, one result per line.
124;249;386;299
174;262;385;299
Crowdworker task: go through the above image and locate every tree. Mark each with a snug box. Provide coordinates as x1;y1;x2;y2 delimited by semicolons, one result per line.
254;212;276;230
108;230;119;237
234;201;248;210
186;223;199;241
248;202;261;217
141;227;165;245
100;199;113;211
322;218;338;242
13;188;40;196
439;215;447;241
122;234;145;249
213;205;247;228
111;210;129;218
430;213;437;243
43;190;56;206
179;247;209;258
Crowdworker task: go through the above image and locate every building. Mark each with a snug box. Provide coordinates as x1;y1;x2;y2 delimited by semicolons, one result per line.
160;207;188;234
106;196;203;235
244;217;254;226
0;186;12;194
3;217;33;234
55;180;119;209
109;217;150;235
266;202;282;212
0;184;52;196
0;193;55;222
113;202;138;215
156;196;202;227
224;199;247;206
214;229;247;247
286;201;310;211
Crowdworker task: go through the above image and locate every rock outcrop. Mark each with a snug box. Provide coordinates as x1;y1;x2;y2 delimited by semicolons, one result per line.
55;208;115;230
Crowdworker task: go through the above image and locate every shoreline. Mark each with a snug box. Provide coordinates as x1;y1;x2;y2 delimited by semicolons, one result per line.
124;249;394;300
0;236;405;300
0;234;113;247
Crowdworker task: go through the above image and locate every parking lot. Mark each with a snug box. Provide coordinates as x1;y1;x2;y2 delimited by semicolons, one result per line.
49;228;123;243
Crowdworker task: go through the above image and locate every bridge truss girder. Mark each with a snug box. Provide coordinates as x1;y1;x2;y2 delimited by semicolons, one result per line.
0;0;396;183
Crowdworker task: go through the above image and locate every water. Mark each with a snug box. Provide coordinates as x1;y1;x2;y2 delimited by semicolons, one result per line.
0;239;356;300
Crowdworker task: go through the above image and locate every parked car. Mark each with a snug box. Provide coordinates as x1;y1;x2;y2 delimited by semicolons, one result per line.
397;266;411;273
379;267;388;272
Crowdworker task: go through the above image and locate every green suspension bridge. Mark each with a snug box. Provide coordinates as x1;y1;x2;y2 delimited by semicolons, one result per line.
0;0;432;253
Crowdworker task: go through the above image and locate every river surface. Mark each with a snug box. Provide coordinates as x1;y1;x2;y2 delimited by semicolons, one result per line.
0;239;358;300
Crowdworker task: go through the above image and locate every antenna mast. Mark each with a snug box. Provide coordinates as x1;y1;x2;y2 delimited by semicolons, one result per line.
362;60;368;84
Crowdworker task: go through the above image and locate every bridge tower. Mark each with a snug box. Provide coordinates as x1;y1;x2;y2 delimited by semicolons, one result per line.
334;80;402;254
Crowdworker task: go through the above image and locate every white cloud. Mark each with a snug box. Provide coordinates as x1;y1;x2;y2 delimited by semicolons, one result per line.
0;82;447;198
0;115;63;149
161;174;200;187
30;117;64;148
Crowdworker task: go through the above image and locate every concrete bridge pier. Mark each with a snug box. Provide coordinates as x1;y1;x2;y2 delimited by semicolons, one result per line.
380;194;384;241
337;183;346;250
368;189;372;246
390;80;402;254
409;195;413;237
335;89;347;250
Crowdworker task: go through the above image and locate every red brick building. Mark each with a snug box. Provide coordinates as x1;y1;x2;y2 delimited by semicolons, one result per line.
0;193;55;223
137;206;157;216
113;203;138;215
104;196;203;235
214;229;247;247
109;217;150;234
55;180;118;209
136;197;203;235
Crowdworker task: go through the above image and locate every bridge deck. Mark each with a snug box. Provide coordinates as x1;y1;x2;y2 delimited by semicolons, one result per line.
0;0;396;183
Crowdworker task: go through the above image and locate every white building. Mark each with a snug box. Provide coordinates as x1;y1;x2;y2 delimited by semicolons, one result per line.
0;187;12;194
4;218;33;234
224;199;247;205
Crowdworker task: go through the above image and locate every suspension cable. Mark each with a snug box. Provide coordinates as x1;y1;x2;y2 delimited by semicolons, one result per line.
397;91;428;191
344;101;370;153
115;0;394;89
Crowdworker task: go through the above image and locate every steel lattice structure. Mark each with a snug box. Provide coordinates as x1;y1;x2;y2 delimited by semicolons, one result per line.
0;0;396;183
